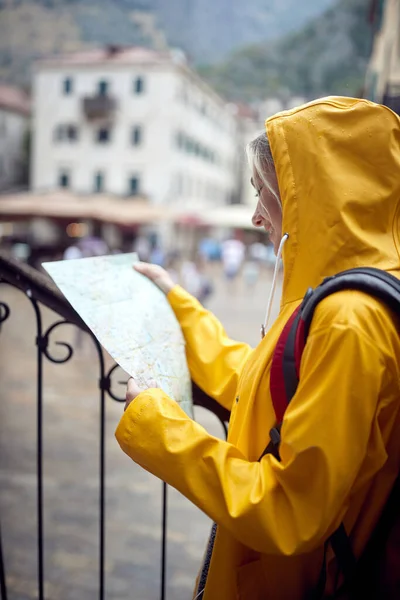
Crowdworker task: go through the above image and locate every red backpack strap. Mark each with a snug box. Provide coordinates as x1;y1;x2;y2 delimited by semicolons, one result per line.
260;291;312;463
269;305;302;422
269;303;308;422
258;303;307;462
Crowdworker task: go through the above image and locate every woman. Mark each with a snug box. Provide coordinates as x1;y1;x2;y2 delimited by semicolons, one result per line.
115;97;400;599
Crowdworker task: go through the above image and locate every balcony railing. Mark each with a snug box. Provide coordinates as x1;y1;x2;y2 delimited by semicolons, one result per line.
82;95;117;121
0;250;229;600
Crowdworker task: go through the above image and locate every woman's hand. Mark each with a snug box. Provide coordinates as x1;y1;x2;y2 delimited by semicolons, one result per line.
125;377;158;411
134;262;175;294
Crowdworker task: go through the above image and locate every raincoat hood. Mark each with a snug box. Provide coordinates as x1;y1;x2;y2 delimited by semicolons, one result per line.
266;96;400;307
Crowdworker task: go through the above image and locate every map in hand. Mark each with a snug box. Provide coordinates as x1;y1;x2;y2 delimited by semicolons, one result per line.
43;253;193;417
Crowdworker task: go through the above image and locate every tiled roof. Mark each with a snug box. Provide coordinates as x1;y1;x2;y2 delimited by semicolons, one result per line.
0;85;30;117
36;46;184;68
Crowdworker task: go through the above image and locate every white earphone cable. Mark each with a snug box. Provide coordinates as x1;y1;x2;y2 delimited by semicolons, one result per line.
261;233;289;338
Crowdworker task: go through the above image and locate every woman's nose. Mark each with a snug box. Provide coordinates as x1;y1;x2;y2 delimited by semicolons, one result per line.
252;209;263;227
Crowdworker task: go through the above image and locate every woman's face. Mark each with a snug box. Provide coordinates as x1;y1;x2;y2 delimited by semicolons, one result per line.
251;170;282;255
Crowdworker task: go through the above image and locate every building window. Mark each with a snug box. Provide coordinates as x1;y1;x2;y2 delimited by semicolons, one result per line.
59;170;70;188
67;125;78;141
98;80;109;96
96;127;111;144
134;77;144;94
94;171;105;193
185;137;194;154
63;77;73;95
54;124;78;142
131;126;142;146
129;176;140;196
174;130;217;165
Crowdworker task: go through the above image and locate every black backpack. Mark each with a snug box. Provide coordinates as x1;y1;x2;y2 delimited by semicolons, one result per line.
261;267;400;599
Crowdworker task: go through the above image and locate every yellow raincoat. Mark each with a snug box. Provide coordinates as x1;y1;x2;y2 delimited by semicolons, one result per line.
116;97;400;599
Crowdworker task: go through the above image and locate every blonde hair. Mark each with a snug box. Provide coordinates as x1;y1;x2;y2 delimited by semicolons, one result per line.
246;133;281;208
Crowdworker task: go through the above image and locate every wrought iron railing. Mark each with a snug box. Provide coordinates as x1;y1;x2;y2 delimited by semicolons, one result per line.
0;250;229;600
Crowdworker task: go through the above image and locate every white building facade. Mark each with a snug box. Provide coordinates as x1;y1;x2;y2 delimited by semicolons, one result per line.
32;47;240;211
232;103;264;209
0;86;30;192
365;0;400;113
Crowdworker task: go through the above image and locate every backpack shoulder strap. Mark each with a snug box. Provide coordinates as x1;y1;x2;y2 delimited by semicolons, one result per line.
302;267;400;338
269;303;303;423
270;267;400;430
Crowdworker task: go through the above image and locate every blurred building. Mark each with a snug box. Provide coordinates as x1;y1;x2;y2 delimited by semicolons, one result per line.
231;103;263;208
365;0;400;113
31;46;240;210
0;85;30;192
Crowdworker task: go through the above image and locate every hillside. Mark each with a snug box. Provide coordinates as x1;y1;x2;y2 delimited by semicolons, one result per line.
152;0;335;62
0;0;335;87
0;1;159;87
198;0;372;102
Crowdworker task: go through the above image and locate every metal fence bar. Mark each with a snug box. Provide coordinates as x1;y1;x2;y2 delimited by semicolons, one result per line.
0;295;10;600
99;370;107;600
161;481;168;600
31;297;45;600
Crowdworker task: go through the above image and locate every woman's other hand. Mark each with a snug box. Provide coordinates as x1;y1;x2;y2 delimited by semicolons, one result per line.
125;377;158;411
134;262;175;294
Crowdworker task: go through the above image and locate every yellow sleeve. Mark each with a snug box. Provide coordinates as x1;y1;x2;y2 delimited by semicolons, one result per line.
167;285;252;411
116;317;388;555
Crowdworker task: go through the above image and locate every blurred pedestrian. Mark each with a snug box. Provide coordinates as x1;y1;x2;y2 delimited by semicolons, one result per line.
221;237;245;282
195;255;214;306
165;255;180;286
180;255;213;306
78;236;108;257
248;240;266;262
242;256;259;288
150;245;165;267
134;235;151;262
63;244;82;261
